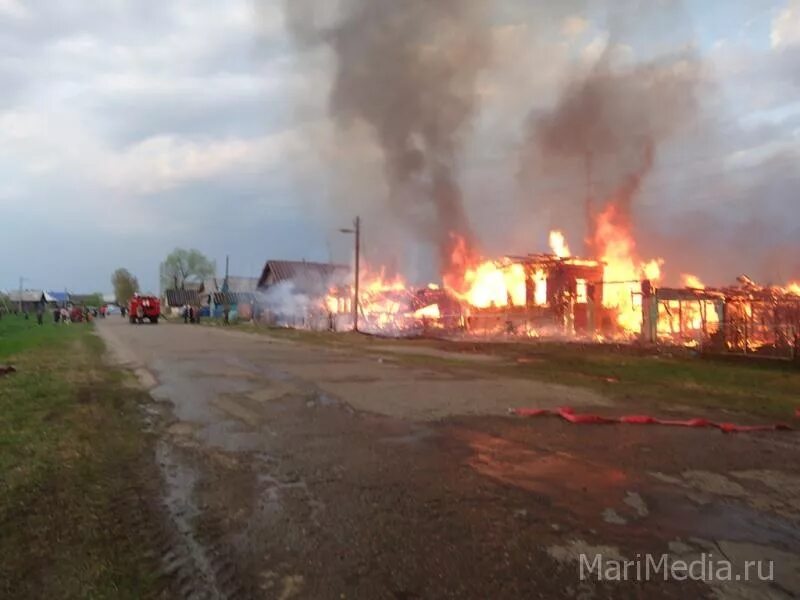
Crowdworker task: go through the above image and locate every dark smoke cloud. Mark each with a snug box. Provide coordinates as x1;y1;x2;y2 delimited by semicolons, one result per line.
520;47;703;254
284;0;494;273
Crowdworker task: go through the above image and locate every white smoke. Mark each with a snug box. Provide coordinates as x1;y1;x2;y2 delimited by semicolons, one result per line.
255;281;324;327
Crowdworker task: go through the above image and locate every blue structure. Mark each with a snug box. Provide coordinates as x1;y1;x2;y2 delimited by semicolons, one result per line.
47;291;70;306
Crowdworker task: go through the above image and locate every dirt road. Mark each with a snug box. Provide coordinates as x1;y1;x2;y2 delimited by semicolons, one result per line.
97;319;800;599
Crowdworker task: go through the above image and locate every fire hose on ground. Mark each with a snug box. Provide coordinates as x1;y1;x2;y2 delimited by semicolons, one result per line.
509;406;798;433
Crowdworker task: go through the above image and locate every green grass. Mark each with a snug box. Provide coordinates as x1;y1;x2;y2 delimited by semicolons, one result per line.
0;316;163;598
0;314;89;359
488;343;800;418
226;322;800;419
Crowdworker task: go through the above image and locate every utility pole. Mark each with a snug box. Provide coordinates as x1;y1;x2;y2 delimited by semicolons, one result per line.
18;276;25;314
339;216;361;333
584;151;594;257
224;255;230;289
354;216;360;333
223;255;230;325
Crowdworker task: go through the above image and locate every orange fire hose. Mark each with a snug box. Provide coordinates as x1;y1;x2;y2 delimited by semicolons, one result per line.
510;406;796;433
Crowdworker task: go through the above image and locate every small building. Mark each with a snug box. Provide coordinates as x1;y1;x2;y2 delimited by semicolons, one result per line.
164;289;201;314
200;276;260;320
257;260;349;292
6;290;55;313
644;280;800;359
256;260;350;328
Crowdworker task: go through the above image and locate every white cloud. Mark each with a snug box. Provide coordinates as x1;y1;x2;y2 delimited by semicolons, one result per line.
0;0;28;19
772;0;800;48
102;129;305;195
0;105;308;197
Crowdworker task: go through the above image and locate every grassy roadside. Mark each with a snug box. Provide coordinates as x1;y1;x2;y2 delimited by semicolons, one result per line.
0;317;164;598
219;321;800;419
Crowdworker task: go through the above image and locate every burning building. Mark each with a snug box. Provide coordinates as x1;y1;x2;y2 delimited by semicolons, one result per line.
256;260;351;330
645;276;800;359
453;252;604;338
249;230;799;361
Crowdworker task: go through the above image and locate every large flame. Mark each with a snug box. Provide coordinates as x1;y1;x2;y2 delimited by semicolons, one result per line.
446;259;527;309
443;230;572;310
593;204;662;333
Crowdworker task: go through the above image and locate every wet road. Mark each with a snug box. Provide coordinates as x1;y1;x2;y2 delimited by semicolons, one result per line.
97;319;800;599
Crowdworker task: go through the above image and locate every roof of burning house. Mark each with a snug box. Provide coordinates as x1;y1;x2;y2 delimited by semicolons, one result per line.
506;254;604;269
258;260;349;292
656;278;800;303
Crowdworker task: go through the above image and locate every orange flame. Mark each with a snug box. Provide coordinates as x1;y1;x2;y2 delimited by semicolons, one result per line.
594;204;662;334
681;274;705;289
549;230;571;258
452;260;527;309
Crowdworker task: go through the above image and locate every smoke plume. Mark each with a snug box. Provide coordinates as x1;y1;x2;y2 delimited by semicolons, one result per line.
521;48;702;255
285;0;494;275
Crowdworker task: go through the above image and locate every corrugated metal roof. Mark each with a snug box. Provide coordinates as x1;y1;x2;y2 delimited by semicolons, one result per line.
165;289;201;307
203;276;259;294
211;291;256;305
6;290;55;303
258;260;350;292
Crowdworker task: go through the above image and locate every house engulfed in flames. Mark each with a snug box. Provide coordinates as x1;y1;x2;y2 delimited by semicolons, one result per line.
644;275;800;358
257;233;800;359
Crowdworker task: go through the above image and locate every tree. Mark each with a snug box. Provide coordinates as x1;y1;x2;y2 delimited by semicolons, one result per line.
111;268;140;305
84;293;105;307
161;248;215;290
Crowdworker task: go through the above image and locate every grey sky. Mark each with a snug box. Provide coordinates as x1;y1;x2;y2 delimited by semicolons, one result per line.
1;0;799;294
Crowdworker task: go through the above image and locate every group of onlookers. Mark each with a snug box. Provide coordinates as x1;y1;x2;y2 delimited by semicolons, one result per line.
182;305;201;324
52;305;105;324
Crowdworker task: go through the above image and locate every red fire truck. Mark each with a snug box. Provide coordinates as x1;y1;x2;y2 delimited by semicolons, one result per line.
128;294;161;324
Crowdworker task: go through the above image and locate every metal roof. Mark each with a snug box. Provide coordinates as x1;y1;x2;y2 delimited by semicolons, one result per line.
258;260;350;292
202;276;259;294
210;291;256;305
165;289;201;307
6;290;55;303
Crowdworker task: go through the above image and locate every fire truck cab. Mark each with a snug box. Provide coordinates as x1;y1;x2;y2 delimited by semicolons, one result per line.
128;294;161;324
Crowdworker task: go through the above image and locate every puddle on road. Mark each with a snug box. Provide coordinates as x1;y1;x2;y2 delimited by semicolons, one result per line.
379;425;438;446
200;419;266;453
150;358;260;425
453;427;800;557
157;440;223;597
456;429;629;504
255;470;326;527
646;487;800;550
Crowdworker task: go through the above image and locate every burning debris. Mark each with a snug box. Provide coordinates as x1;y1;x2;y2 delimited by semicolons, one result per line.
646;275;800;358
